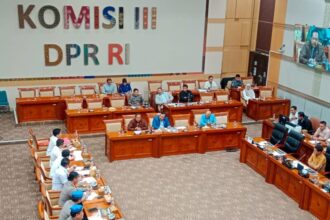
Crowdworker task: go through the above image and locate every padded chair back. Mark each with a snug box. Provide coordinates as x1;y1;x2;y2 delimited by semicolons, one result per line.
167;82;181;91
65;99;83;110
182;80;196;90
97;82;105;94
172;114;190;127
270;123;288;145
242;77;253;85
59;86;75;96
109;96;125;107
0;91;9;106
310;117;320;132
259;87;273;99
200;93;214;102
215;90;229;101
39;87;55;97
80;85;96;95
146;113;158;127
148;80;162;92
284;130;304;153
214;112;228;124
18;88;37;98
86;98;103;109
104;119;123;132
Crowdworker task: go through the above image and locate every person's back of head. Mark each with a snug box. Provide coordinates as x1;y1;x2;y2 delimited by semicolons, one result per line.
62;149;70;158
56;138;65;147
315;144;323;153
53;128;61;137
68;171;79;182
60;158;70;168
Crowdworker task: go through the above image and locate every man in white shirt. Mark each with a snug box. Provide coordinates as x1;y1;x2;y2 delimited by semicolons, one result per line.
52;158;70;190
204;76;218;90
46;128;61;156
50;139;65;166
313;121;330;141
289;106;298;125
50;149;71;178
155;87;173;111
242;84;255;104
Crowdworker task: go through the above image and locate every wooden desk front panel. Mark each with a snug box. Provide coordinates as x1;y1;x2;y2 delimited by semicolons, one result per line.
160;133;199;156
108;137;157;161
17;102;65;122
269;158;304;204
203;129;246;152
66;114;109;133
247;99;290;121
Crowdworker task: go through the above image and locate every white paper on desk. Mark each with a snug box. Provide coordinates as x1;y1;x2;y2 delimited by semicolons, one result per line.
198;89;207;92
175;126;186;130
86;192;99;201
82;177;97;184
77;169;90;176
73;151;83;161
272;151;285;157
75;166;85;171
309;140;318;145
88;216;102;220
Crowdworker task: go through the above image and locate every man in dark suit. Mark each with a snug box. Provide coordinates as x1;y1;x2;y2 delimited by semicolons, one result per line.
298;112;314;134
299;31;326;66
179;84;194;103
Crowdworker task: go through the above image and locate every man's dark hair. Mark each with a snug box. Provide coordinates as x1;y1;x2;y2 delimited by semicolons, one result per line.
235;74;241;78
135;113;142;117
68;171;79;181
160;112;166;116
122;78;127;83
320;121;327;126
208;75;213;79
133;88;139;92
56;139;64;147
183;84;188;88
61;158;70;167
107;78;112;82
315;144;323;152
62;149;70;158
298;112;305;117
291;106;297;110
53;128;61;136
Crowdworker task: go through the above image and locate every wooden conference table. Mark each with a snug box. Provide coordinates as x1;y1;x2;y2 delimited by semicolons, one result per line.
246;98;290;121
105;122;247;162
163;100;243;123
16;94;128;123
261;119;327;163
66;106;155;133
240;138;330;220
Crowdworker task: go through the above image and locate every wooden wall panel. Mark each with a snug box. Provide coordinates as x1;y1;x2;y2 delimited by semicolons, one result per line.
236;0;254;18
224;20;252;47
222;47;250;73
226;0;237;19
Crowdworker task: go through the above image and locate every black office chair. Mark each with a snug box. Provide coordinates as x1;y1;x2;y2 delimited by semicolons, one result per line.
282;130;305;154
324;147;330;178
270;123;288;146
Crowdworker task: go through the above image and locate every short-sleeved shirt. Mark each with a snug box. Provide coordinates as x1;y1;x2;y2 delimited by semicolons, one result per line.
314;127;330;140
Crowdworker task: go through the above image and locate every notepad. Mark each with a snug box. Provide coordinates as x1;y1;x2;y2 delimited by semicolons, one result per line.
73;150;83;161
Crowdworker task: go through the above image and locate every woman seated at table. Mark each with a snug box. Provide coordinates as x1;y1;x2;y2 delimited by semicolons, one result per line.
118;78;132;94
242;84;255;105
152;112;171;129
308;144;326;172
199;110;216;127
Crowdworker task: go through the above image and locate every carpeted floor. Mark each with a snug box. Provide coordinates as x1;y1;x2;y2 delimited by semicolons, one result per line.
0;112;316;220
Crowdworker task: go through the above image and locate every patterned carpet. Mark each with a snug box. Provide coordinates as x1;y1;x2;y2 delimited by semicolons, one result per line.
0;112;316;220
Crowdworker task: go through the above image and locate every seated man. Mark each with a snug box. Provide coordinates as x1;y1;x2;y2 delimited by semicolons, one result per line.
127;113;148;131
199;110;216;127
204;75;218;90
152;112;171;129
179;84;194;102
308;144;326;172
155;87;173;111
118;78;132;94
52;158;74;190
128;88;144;107
59;171;82;206
289;106;298;125
298;112;314;134
46;128;61;156
59;190;84;220
231;74;243;88
313;121;330;141
50;149;71;178
102;78;117;94
68;204;84;220
242;84;255;104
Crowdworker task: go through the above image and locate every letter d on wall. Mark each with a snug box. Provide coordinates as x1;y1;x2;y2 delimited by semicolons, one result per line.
44;44;63;66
